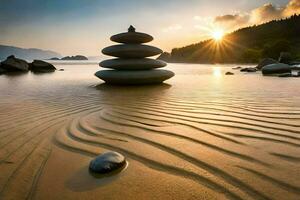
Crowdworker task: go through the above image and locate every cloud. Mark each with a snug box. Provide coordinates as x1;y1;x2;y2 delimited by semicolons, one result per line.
213;0;300;31
250;3;283;23
214;14;249;29
215;14;241;22
163;24;182;32
284;0;300;16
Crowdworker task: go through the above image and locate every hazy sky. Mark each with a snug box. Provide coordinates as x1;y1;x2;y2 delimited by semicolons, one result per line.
1;0;298;56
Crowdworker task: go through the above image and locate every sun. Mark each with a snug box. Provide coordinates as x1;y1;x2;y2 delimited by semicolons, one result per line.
212;29;224;41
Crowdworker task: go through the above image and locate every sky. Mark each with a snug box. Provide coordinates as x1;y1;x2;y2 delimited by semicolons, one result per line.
0;0;299;56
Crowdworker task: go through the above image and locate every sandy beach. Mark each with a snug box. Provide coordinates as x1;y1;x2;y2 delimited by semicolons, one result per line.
0;63;300;200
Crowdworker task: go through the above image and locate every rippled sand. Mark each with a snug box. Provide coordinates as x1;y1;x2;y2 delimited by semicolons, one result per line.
0;64;299;200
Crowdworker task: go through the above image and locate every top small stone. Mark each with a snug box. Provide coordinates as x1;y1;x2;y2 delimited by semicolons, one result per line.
128;25;136;32
110;26;153;44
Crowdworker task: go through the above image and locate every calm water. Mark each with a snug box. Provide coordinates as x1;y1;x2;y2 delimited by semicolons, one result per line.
0;63;299;103
0;63;300;200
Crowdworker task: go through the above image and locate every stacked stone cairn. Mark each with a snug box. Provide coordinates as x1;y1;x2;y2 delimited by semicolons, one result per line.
95;26;174;85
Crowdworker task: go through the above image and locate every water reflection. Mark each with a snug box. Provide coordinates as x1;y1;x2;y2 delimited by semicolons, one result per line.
212;66;222;78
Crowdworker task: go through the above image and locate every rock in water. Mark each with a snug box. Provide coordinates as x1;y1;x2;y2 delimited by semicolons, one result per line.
1;55;29;72
0;66;6;74
95;26;174;85
278;52;292;64
30;60;56;72
95;70;175;85
89;152;126;173
100;58;166;70
240;67;257;72
278;73;292;77
225;72;234;75
256;58;278;70
262;63;291;75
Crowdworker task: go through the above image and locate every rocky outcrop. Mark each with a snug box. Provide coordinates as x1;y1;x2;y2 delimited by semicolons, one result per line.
61;55;88;60
262;63;291;75
30;60;56;72
278;52;292;64
0;55;29;72
256;58;278;70
49;57;60;60
0;56;58;75
0;65;6;74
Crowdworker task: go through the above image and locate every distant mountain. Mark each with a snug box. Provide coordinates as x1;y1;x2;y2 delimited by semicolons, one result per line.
162;15;300;64
0;45;62;61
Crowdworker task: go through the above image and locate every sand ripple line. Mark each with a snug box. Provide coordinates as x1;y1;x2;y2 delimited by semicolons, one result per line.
113;103;300;136
0;101;101;132
54;118;257;200
124;101;300;127
111;106;300;141
237;166;300;195
100;110;268;166
107;108;243;144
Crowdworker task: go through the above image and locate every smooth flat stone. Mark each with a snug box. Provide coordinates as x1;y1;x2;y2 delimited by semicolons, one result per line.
262;63;291;75
95;69;174;85
99;58;166;70
111;32;153;44
30;60;56;72
89;151;126;174
1;55;29;72
102;44;163;58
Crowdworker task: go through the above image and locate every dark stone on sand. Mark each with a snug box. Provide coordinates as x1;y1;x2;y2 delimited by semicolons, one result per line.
262;63;291;75
225;72;234;75
95;69;175;85
30;60;56;72
232;66;242;70
102;44;163;58
1;55;29;72
111;32;153;44
278;52;292;64
58;69;64;71
240;67;257;72
256;58;278;70
99;58;166;70
89;152;126;174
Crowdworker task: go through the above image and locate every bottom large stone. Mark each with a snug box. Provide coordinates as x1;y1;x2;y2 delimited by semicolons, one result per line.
95;69;174;85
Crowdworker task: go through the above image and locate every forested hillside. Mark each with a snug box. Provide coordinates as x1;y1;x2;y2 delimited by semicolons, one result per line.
161;15;300;63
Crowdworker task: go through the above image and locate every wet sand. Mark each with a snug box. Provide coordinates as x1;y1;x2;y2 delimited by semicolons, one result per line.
0;64;299;200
